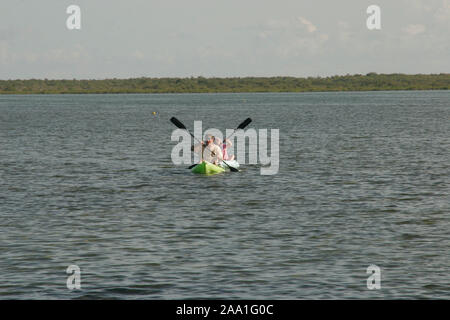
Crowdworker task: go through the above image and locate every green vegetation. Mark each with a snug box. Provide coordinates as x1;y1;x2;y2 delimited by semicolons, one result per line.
0;73;448;94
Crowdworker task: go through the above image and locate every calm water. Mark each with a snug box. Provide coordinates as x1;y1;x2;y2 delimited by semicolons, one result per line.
0;91;449;299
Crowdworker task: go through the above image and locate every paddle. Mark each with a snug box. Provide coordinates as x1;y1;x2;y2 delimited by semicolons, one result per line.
224;117;252;141
211;117;252;169
170;117;251;172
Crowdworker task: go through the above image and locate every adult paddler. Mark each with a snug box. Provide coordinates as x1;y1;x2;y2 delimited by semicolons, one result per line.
192;134;223;165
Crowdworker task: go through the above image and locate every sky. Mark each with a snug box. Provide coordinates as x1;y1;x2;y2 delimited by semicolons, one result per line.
0;0;449;79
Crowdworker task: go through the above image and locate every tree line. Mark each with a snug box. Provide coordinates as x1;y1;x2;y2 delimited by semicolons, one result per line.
0;73;448;94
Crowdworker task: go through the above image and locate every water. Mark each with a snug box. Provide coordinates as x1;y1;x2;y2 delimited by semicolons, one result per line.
0;91;449;299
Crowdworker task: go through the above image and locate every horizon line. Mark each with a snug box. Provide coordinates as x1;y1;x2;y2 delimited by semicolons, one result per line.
1;72;449;81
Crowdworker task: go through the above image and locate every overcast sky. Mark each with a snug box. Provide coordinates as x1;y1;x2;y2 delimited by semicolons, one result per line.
0;0;449;79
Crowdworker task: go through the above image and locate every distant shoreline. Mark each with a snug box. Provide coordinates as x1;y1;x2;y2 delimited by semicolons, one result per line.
0;73;448;94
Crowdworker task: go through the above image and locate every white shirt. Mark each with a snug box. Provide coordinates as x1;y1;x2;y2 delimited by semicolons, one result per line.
193;143;223;164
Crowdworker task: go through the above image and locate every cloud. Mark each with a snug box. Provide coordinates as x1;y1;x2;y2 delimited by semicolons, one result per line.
24;52;38;63
0;41;11;65
401;0;449;24
405;0;434;12
403;24;426;35
132;50;145;60
298;17;317;33
434;0;450;22
263;17;319;35
0;42;91;70
256;17;329;61
256;16;327;57
258;32;268;39
42;44;90;64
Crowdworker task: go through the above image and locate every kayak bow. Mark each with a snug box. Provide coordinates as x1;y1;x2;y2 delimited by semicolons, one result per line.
191;161;226;175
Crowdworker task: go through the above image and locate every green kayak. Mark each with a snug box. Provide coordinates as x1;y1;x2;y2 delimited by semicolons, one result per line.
191;161;226;175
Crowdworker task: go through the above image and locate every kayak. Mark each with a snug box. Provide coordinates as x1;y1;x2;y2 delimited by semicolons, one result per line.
191;161;226;175
219;160;240;170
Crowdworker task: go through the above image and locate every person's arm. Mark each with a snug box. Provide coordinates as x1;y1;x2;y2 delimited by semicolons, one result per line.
192;142;203;153
225;138;232;147
192;142;205;162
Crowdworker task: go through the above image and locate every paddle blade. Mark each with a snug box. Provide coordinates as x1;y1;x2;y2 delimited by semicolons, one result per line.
237;118;252;130
222;161;239;172
170;117;187;130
